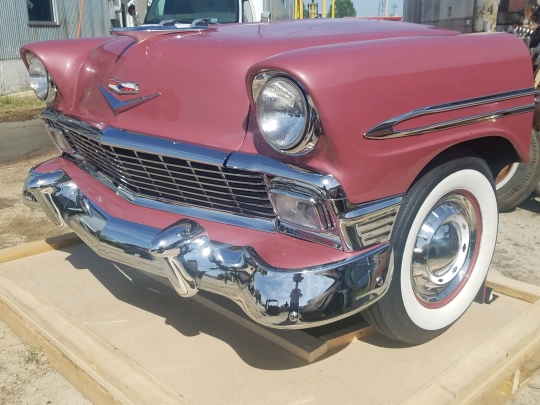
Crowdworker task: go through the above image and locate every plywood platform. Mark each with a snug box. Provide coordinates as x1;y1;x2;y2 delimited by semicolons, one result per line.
1;240;540;405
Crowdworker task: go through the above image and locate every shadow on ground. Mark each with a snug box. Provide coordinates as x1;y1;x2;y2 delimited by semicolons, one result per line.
60;244;357;370
517;195;540;214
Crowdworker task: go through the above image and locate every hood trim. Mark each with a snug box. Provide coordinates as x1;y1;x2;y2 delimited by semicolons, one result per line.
99;85;161;115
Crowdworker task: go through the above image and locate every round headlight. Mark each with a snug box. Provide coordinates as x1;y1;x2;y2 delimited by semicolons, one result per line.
26;53;55;102
256;77;308;152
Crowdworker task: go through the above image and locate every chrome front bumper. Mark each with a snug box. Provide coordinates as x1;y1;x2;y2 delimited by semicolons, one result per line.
23;167;394;329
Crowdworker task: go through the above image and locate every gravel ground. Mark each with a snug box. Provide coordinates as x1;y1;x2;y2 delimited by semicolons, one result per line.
509;373;540;405
492;196;540;287
0;322;91;404
0;148;68;250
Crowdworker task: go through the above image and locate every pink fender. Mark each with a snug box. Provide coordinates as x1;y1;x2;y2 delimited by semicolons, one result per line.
242;32;534;203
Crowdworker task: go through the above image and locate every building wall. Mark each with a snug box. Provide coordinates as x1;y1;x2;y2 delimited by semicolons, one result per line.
0;0;111;95
403;0;475;33
0;59;31;96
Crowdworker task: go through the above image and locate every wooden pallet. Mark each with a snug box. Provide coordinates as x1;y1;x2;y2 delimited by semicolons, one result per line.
2;236;540;405
0;235;374;363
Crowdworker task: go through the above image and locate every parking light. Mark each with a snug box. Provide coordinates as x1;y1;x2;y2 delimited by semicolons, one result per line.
269;189;326;231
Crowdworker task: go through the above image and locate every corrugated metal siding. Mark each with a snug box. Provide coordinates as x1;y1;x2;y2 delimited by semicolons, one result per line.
0;0;111;61
403;0;475;33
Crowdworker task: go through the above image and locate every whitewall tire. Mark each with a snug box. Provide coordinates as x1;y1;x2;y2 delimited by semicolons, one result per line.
363;156;498;344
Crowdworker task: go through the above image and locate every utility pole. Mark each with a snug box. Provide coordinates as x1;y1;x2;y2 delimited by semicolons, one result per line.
391;3;397;16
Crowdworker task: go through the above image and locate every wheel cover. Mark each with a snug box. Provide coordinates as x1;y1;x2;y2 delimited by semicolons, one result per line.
411;192;480;308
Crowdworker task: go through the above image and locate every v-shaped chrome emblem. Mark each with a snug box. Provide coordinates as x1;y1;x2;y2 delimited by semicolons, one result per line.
99;85;160;115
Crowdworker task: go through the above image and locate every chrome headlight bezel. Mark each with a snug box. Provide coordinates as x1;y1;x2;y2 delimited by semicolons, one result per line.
252;71;322;156
25;52;57;103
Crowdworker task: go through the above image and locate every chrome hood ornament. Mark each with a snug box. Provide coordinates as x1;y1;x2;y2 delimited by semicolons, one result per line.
99;85;160;115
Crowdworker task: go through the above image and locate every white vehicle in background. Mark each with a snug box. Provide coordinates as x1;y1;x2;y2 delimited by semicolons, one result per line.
127;0;294;26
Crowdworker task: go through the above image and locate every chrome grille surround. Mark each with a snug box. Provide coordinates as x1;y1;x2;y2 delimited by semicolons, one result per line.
40;108;403;252
55;123;276;219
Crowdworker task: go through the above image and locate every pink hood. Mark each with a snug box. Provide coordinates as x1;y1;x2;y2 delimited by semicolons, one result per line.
22;19;459;152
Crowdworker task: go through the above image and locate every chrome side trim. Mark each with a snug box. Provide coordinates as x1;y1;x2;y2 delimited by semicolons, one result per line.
342;194;403;219
339;195;402;251
23;168;394;329
365;88;536;139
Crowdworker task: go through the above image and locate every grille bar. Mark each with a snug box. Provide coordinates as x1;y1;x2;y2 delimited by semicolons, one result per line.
69;131;262;179
55;123;276;219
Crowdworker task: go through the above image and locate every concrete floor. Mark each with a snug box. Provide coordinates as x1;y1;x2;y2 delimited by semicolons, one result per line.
1;244;533;405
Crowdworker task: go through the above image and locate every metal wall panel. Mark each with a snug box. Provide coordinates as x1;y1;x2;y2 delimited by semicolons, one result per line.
0;0;111;61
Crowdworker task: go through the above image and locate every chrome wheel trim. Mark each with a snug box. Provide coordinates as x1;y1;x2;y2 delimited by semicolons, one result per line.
411;193;478;306
400;169;497;331
495;163;519;190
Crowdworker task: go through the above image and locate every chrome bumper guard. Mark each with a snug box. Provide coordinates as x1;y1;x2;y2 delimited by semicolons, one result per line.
23;168;394;329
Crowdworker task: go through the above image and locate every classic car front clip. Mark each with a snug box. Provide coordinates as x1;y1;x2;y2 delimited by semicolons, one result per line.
23;167;394;329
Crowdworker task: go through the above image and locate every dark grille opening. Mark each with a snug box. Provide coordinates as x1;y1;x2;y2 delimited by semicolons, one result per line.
55;124;276;219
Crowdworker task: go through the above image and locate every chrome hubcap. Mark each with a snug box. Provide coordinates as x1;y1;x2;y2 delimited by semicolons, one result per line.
411;194;478;305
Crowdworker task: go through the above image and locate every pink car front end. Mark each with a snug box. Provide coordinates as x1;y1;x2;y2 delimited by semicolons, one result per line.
21;19;534;343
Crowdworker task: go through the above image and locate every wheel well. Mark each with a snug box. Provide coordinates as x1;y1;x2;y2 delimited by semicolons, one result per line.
412;136;521;187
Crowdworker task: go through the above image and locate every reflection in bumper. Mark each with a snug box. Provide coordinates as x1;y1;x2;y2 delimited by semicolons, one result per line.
23;167;394;329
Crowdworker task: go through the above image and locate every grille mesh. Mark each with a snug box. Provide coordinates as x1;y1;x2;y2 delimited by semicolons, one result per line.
53;123;276;218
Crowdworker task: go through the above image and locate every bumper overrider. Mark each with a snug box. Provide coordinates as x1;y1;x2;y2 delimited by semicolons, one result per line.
23;111;401;329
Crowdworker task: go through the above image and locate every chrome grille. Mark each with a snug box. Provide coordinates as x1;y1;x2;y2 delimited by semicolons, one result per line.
54;123;276;218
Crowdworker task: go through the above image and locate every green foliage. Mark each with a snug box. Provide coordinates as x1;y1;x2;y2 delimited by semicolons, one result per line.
329;0;356;18
0;95;44;110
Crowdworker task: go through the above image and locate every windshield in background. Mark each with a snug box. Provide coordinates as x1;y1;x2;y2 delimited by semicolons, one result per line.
145;0;239;24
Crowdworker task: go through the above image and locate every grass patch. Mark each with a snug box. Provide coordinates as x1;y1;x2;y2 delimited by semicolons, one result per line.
0;95;45;110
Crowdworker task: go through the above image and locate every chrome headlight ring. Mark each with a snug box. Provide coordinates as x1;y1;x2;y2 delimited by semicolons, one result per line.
25;52;57;104
252;71;322;156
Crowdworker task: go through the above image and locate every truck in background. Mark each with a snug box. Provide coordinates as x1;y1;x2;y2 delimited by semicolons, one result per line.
124;0;296;27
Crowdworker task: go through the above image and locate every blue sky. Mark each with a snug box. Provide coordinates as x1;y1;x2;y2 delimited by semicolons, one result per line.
350;0;403;17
